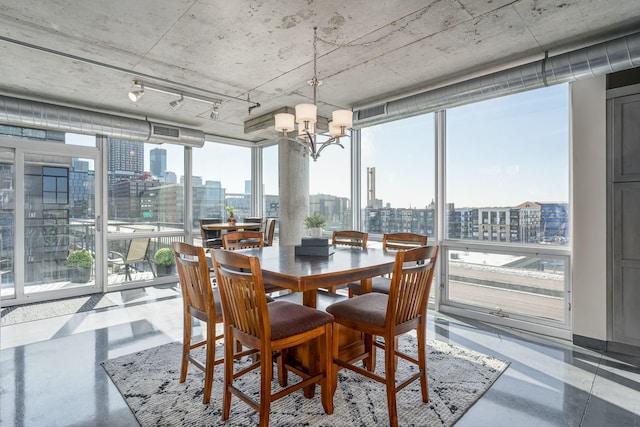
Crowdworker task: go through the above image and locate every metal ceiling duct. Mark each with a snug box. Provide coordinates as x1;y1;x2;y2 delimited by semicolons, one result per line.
354;31;640;128
0;95;205;147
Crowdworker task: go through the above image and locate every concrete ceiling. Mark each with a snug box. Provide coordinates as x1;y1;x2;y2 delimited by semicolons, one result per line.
1;0;639;143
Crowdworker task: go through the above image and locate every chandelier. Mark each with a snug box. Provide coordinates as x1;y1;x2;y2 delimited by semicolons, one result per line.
274;27;353;161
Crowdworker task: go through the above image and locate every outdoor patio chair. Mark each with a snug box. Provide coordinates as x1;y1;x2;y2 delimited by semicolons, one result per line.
108;234;154;280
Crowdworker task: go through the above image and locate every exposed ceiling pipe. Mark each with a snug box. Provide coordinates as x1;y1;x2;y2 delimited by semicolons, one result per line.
0;95;205;147
354;31;640;128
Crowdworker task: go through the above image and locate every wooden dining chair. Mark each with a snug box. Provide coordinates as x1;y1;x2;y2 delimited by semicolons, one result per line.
326;245;439;427
323;230;368;294
174;242;262;404
263;218;277;246
347;232;428;297
172;241;225;404
243;216;263;224
199;218;223;251
222;230;282;294
221;230;264;250
211;249;335;427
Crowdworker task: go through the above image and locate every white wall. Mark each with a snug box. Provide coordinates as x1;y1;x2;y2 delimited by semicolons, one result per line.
571;76;608;340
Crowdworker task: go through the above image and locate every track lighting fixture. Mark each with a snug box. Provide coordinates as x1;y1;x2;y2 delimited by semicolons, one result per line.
169;95;184;111
128;84;145;102
126;80;260;118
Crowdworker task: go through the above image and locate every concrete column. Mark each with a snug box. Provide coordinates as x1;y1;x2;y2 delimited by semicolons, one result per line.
278;140;308;245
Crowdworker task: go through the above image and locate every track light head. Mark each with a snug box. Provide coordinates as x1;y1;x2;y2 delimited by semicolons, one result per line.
210;103;220;120
128;85;145;102
169;95;184;111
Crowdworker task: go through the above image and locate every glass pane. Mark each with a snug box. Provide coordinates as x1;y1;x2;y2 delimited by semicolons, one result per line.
43;176;57;191
309;135;351;233
0;149;15;299
107;140;185;232
447;249;567;322
24;153;96;293
191;142;251;232
445;85;570;246
107;233;184;285
360;114;435;239
263;144;279;245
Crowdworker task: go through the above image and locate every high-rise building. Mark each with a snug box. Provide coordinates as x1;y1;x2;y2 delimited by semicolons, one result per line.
107;138;143;174
150;147;167;177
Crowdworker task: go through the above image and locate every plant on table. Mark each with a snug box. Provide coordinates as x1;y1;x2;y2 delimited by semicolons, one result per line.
304;212;327;237
226;205;237;225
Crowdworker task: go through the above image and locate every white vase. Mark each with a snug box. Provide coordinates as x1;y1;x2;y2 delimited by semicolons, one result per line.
309;227;323;238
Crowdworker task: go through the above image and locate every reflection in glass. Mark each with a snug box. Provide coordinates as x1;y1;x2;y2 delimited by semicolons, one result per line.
0;149;15;298
447;249;567;322
23;153;96;293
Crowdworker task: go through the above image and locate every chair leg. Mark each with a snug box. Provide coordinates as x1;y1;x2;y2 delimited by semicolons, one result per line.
259;347;273;427
222;326;234;421
385;336;399;427
180;315;192;383
417;322;429;403
321;323;334;415
203;325;216;404
364;333;376;371
278;348;288;387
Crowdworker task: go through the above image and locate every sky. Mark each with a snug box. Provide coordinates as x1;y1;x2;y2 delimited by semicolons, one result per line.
73;83;570;209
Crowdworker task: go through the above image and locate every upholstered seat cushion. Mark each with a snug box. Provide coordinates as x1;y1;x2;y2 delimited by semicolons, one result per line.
326;292;388;328
268;301;334;341
346;276;391;296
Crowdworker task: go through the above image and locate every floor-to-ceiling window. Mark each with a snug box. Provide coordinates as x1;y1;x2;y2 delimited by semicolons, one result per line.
191;141;252;244
0;129;100;303
360;114;436;241
263;144;279;243
442;84;571;334
106;139;184;289
308;136;352;234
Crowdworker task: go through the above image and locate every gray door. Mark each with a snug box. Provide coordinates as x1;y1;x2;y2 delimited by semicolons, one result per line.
611;93;640;348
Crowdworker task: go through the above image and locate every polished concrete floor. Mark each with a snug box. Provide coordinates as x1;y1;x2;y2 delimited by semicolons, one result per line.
1;286;639;427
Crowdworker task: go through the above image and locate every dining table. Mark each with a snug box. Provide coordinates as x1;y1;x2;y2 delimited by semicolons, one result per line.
233;244;398;397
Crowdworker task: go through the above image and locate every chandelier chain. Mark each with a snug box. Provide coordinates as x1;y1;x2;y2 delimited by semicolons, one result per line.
316;6;430;48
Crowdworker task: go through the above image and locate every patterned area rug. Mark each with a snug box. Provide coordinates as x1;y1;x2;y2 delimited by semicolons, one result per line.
102;334;509;426
1;294;117;326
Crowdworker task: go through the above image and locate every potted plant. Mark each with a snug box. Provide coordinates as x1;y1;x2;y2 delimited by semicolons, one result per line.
153;247;176;276
304;212;327;238
67;249;93;283
226;205;237;225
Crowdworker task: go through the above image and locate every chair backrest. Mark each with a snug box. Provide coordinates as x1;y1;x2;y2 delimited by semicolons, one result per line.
199;218;223;248
386;245;439;328
222;231;264;251
243;217;263;224
264;218;276;246
382;232;428;251
173;242;217;321
332;230;368;248
211;249;270;340
126;235;151;263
